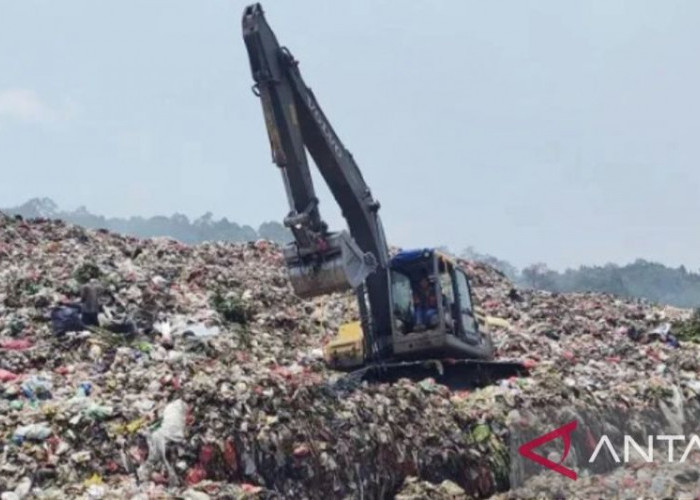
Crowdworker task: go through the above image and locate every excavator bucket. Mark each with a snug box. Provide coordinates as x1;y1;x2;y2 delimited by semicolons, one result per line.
336;358;529;392
283;231;377;299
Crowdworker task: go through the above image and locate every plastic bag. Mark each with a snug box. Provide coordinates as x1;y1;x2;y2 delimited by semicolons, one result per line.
137;399;187;486
50;305;83;336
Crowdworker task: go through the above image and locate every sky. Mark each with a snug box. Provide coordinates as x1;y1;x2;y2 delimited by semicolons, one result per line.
1;1;699;270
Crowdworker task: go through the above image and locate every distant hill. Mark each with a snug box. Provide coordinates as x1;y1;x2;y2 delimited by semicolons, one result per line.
2;197;293;245
459;247;700;309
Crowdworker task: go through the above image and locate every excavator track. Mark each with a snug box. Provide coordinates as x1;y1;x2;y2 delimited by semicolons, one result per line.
335;359;529;392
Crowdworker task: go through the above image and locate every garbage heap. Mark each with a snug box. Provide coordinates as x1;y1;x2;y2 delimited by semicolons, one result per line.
1;212;699;499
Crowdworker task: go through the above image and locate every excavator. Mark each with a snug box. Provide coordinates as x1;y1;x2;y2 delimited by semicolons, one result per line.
242;4;526;387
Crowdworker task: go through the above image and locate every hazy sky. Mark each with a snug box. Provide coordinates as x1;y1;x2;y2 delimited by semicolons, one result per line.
1;1;699;270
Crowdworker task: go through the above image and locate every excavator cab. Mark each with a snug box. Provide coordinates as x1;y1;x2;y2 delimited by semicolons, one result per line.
324;249;495;369
327;248;528;389
389;249;494;360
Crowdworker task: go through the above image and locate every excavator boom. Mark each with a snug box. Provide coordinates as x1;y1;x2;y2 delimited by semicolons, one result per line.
243;3;395;356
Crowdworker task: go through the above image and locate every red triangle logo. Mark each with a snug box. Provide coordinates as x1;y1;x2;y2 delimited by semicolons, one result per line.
518;420;578;480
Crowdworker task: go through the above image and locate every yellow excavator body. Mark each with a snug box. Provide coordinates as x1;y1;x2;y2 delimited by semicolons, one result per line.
323;321;364;369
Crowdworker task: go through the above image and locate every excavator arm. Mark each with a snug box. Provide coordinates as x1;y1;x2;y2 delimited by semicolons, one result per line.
242;3;395;354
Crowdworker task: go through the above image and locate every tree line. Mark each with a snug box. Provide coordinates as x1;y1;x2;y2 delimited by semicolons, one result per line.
460;246;700;308
2;197;292;245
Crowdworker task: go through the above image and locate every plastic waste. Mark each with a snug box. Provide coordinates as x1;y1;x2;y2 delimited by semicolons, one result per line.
182;323;220;338
0;339;33;350
137;399;188;486
76;381;92;397
50;304;84;336
0;368;18;382
13;423;52;444
20;376;53;401
155;320;173;347
84;403;114;420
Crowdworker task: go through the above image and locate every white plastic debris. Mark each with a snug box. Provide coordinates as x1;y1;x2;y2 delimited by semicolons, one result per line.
137;399;187;486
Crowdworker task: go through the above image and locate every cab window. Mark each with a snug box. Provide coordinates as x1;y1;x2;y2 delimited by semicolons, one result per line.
439;260;456;331
454;269;473;312
391;270;414;325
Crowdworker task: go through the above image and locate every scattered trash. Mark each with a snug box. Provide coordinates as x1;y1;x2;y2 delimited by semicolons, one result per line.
13;423;52;444
0;339;33;350
137;399;188;486
50;304;84;336
0;368;19;382
183;323;220;338
20;376;52;401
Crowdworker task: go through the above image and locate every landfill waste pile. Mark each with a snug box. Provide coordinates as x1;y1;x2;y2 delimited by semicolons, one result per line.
1;211;699;499
493;454;700;500
673;308;700;344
